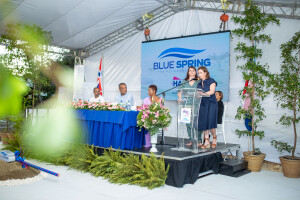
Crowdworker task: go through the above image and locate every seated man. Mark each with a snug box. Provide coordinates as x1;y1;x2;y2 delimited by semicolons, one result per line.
89;87;105;102
114;83;134;106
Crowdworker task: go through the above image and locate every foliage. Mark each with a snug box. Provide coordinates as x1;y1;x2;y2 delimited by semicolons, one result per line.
57;54;75;69
269;31;300;158
271;140;293;154
90;148;169;189
0;64;28;117
0;23;55;109
71;100;126;111
231;0;280;152
2;133;22;152
137;103;172;136
1;114;26;151
2;139;169;189
65;145;98;172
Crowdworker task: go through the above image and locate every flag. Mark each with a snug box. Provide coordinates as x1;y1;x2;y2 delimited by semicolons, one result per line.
243;80;252;131
97;58;103;96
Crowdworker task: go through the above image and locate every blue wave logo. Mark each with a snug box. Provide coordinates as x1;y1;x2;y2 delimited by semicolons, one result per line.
158;48;205;59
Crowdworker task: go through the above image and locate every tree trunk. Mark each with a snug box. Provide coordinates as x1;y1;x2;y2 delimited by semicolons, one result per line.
292;110;297;158
251;84;255;152
32;82;35;108
251;35;255;152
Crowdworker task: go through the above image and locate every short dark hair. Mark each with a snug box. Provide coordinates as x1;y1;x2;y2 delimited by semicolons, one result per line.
93;87;99;92
216;91;223;100
118;83;127;88
149;85;157;94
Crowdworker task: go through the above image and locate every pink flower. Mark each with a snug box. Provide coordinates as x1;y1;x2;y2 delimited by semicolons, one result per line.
155;111;159;118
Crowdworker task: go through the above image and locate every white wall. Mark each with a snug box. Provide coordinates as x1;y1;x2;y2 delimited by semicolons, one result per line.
74;10;300;163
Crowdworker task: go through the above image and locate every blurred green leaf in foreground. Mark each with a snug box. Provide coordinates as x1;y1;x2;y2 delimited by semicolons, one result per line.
0;63;28;117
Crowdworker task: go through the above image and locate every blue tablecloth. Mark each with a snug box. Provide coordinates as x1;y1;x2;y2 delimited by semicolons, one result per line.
76;109;145;150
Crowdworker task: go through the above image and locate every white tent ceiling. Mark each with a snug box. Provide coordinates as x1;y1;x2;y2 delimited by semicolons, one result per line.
0;0;163;49
0;0;299;52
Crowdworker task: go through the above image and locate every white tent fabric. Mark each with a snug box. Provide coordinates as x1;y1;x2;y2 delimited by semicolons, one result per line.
1;0;299;49
0;0;163;48
74;9;300;163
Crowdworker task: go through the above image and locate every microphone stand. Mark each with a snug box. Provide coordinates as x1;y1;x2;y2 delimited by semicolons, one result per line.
155;78;198;148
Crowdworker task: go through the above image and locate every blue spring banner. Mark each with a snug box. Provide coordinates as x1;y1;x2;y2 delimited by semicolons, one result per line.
141;31;230;101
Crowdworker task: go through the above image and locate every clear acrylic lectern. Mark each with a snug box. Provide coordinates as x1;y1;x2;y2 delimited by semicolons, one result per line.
172;88;209;153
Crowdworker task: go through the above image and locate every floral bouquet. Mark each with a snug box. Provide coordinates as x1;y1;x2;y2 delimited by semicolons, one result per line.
71;100;125;111
137;103;172;136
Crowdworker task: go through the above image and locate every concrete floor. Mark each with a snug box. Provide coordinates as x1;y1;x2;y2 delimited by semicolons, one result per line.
1;143;300;200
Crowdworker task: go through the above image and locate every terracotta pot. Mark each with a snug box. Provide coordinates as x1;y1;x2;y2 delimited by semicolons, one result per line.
280;156;300;178
243;151;266;172
0;133;9;144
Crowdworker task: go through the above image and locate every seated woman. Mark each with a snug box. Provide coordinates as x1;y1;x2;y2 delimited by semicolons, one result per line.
143;85;161;105
215;91;224;125
143;85;162;147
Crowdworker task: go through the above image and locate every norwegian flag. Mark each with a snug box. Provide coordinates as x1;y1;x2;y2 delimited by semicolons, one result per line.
97;58;103;96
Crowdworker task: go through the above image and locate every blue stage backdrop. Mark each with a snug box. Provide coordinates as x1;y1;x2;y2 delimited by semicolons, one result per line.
141;31;230;101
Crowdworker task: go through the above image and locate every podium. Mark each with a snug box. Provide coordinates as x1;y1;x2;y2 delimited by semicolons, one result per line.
173;88;209;153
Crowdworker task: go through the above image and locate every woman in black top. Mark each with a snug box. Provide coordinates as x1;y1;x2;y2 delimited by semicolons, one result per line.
215;91;224;124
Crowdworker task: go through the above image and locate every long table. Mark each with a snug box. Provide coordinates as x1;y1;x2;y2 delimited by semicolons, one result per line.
76;109;145;150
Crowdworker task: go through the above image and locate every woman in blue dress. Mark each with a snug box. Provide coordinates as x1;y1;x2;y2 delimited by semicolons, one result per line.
197;66;218;149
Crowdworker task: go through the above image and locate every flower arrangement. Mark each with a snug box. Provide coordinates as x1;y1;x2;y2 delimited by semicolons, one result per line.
137;103;172;136
71;100;125;111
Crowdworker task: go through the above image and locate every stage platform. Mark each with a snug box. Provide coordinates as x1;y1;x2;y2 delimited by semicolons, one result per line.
95;136;241;188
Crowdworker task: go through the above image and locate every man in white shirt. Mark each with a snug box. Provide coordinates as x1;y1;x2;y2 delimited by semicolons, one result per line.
114;83;134;106
89;87;105;102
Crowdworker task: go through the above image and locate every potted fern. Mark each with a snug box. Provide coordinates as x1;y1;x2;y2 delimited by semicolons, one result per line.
232;0;279;172
269;31;300;178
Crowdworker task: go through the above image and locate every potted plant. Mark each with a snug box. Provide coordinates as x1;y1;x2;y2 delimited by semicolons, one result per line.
137;103;172;136
232;0;280;172
269;31;300;178
137;103;172;151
